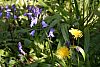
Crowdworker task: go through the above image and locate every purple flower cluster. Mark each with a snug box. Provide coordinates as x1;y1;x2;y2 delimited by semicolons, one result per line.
0;4;18;19
6;5;11;19
12;4;17;19
0;5;55;57
12;4;16;11
27;5;49;37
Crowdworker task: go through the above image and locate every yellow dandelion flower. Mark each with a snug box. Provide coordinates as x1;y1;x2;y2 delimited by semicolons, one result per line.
56;46;70;59
69;28;83;40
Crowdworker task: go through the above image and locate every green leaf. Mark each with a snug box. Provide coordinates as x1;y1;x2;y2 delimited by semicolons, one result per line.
73;0;80;19
61;24;69;42
49;19;59;28
84;27;90;53
24;39;32;47
9;59;16;66
38;63;51;67
25;62;38;67
76;46;85;61
16;0;24;6
0;49;4;56
38;0;48;7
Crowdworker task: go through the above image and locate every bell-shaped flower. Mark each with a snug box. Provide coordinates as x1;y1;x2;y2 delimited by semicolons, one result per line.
12;4;16;11
30;17;37;27
48;28;55;37
0;12;2;17
27;12;32;19
14;15;17;19
5;5;11;19
42;20;48;28
24;13;27;16
6;5;9;9
32;6;42;17
27;5;32;11
18;42;26;55
30;30;35;36
6;12;11;19
18;42;22;50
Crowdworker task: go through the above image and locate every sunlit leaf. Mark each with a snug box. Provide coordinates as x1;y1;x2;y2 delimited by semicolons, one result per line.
0;49;4;56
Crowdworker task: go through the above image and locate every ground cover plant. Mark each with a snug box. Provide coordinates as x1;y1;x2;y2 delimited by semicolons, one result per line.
0;0;100;67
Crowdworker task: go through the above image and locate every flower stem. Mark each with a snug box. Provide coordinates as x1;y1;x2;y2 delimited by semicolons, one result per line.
48;38;54;66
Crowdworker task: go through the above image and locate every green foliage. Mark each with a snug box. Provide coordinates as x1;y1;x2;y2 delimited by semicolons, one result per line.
0;0;99;67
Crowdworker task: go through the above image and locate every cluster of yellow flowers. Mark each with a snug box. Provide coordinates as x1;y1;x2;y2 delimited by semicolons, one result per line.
69;28;83;40
56;28;83;59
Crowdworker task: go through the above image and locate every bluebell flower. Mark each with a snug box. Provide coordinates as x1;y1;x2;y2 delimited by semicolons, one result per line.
24;13;32;19
6;6;11;19
14;15;17;19
6;5;9;9
6;5;11;12
6;9;11;12
0;12;2;17
18;42;26;55
30;30;35;36
27;5;32;11
30;17;37;27
42;20;48;28
18;42;22;50
32;6;42;17
27;12;32;19
24;13;27;16
48;28;55;37
6;12;11;19
12;4;16;11
27;13;32;16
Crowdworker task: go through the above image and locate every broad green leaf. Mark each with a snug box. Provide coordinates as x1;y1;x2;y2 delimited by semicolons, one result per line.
49;14;61;28
84;27;90;53
61;24;69;42
76;46;85;61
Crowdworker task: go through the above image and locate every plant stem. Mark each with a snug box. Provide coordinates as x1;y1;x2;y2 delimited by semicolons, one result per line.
48;38;54;66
